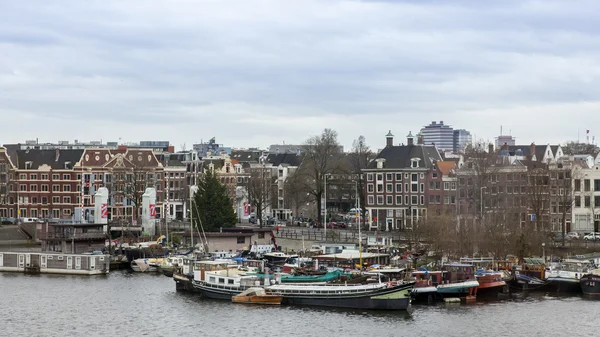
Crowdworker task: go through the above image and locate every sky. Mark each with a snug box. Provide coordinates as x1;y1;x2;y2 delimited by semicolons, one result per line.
1;0;600;152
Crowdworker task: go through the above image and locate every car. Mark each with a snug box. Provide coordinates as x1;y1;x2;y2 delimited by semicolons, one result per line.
567;232;580;240
583;232;600;241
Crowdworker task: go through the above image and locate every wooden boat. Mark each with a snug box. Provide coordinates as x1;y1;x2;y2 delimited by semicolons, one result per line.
232;287;283;305
411;270;443;303
580;269;600;296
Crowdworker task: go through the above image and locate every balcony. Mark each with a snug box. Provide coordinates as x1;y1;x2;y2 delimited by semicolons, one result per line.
39;232;107;241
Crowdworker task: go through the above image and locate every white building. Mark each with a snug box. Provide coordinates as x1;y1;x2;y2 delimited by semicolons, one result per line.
572;164;600;233
420;121;454;152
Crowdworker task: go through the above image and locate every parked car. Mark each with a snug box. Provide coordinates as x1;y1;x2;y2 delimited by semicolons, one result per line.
1;217;16;225
583;232;600;241
567;232;580;240
249;215;257;224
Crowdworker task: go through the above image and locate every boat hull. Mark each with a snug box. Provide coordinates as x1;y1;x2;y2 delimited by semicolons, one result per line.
580;274;600;296
547;278;582;293
193;282;247;299
411;286;440;303
274;282;414;310
173;273;198;292
437;280;479;296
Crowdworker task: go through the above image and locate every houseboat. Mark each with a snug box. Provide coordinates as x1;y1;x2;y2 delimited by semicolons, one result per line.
546;258;595;293
436;263;479;298
192;260;269;299
411;270;443;303
580;269;600;296
0;252;109;275
512;257;547;289
266;280;415;310
474;270;507;297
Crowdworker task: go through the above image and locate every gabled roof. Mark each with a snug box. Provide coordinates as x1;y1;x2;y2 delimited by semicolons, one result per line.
230;150;262;163
505;144;551;162
266;153;301;167
436;161;456;176
366;144;442;169
14;149;84;170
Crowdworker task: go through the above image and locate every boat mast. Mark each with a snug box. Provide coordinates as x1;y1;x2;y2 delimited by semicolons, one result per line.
189;185;194;249
356;180;362;270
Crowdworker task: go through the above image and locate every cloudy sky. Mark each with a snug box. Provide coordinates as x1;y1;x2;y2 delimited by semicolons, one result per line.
2;0;599;151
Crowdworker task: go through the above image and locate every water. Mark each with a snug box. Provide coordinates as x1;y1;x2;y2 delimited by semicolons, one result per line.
1;271;598;337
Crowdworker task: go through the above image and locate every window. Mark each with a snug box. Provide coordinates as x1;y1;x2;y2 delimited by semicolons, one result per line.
63;185;71;192
405;173;409;179
429;195;435;203
367;184;374;193
436;195;441;204
258;232;265;239
20;184;26;191
386;173;393;181
405;183;409;192
429;181;434;189
420;173;424;179
53;185;60;192
63;209;71;215
41;174;48;180
387;209;394;217
396;195;402;205
575;179;581;192
411;174;418;182
376;174;383;181
63;197;71;204
237;236;246;244
444;182;449;190
31;197;38;204
367;173;373;181
377;196;384;205
19;174;26;180
386;184;393;193
63;174;70;180
411;196;418;205
386;195;393;204
30;185;38;191
576;197;581;207
585;180;591;192
411;184;418;192
420;195;425;205
432;172;438;178
367;195;374;205
420;183;424;193
451;182;456;190
41;197;48;205
30;174;37;180
52;174;60;180
395;173;402;181
395;184;402;193
405;195;409;205
595;180;600;192
585;196;591;207
444;196;449;204
376;184;383;193
52;196;60;204
411;159;419;168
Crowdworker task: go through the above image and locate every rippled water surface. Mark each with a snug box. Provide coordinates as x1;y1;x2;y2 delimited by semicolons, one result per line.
1;271;598;337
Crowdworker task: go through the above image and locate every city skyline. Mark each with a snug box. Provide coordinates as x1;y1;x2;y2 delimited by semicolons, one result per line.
2;1;600;150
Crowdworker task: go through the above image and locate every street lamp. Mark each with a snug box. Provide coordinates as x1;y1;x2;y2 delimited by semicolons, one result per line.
324;173;332;239
542;242;546;262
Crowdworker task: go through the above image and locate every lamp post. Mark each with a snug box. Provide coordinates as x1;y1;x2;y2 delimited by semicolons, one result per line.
542;242;546;262
323;173;331;239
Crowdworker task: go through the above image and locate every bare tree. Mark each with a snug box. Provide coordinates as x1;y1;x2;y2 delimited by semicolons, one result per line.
298;129;343;225
562;141;599;155
284;171;311;220
525;164;551;251
349;135;375;215
246;164;272;228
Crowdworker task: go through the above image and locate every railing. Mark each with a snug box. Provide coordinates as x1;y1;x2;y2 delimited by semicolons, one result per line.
39;232;107;240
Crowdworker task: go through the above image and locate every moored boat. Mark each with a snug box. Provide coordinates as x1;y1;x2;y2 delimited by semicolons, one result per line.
436;263;479;299
232;287;283;305
131;258;163;272
546;258;594;293
266;280;415;310
411;270;443;303
580;269;600;296
475;270;506;297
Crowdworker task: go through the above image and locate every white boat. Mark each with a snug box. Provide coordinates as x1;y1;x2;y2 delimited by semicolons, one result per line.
192;260;271;299
546;258;595;292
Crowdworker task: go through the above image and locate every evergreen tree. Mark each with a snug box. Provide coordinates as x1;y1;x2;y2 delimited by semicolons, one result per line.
192;170;237;232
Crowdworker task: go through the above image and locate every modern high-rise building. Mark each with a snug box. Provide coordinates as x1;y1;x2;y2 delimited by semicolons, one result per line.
453;129;472;153
495;135;516;150
420;121;455;152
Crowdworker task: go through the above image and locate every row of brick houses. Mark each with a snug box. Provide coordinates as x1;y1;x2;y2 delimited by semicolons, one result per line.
362;130;600;234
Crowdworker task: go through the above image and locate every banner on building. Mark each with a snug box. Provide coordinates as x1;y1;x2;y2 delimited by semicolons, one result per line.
244;202;250;216
149;204;156;219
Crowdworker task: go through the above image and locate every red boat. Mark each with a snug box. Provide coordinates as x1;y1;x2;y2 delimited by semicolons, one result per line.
475;271;507;297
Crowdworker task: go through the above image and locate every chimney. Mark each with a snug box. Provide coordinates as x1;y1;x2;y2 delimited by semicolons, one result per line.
385;130;394;147
488;143;494;153
407;131;415;146
530;143;535;157
55;149;60;162
503;142;508;151
417;132;424;145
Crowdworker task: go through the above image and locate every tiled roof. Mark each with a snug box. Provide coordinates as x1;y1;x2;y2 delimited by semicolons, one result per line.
436;161;456;176
266;153;301;167
15;149;84;170
366;144;442;169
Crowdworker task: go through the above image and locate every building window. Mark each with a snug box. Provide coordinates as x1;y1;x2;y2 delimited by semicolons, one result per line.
386;195;393;204
420;173;424;179
376;184;383;193
386;173;393;181
377;196;384;205
63;185;71;192
63;174;70;180
429;195;435;203
367;173;373;181
376;174;383;181
367;184;374;193
411;173;418;182
585;180;591;192
420;183;424;193
575;197;581;207
436;195;441;204
63;209;71;215
30;174;37;180
19;174;26;180
411;184;418;193
237;236;245;244
31;197;38;204
41;174;48;180
42;197;48;205
411;196;418;205
429;181;434;190
432;172;438;178
574;179;581;192
53;196;60;204
395;184;402;193
585;196;591;207
405;183;408;192
30;185;38;191
367;196;374;205
396;195;402;205
395;173;402;181
258;232;265;239
20;184;26;191
53;185;60;192
386;184;393;193
405;195;409;205
63;197;71;204
420;195;425;205
444;182;449;190
411;160;418;168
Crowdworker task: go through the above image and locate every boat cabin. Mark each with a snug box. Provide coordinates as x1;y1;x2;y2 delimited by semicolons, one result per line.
440;263;475;284
412;270;444;288
193;260;231;282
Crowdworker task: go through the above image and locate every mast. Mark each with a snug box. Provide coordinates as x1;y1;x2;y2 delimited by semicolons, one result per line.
356;180;362;270
189;186;194;249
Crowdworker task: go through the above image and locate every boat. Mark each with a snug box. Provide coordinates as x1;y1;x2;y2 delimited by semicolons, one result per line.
263;252;289;265
131;258;163;272
266;280;415;310
411;270;444;303
474;270;506;297
193;260;271;299
279;270;343;283
436;263;479;298
580;269;600;296
232;287;283;305
546;258;595;292
160;256;185;277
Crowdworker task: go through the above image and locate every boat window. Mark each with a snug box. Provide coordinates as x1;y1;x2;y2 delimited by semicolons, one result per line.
209;277;216;283
228;279;234;284
219;278;225;284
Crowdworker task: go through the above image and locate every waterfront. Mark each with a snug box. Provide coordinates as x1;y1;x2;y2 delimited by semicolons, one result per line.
0;272;598;337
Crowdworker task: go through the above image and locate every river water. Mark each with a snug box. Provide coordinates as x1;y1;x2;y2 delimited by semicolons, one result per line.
0;271;597;337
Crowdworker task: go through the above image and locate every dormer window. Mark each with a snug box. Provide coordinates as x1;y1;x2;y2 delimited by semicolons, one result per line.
64;161;71;169
376;158;386;169
25;161;32;170
411;158;420;168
